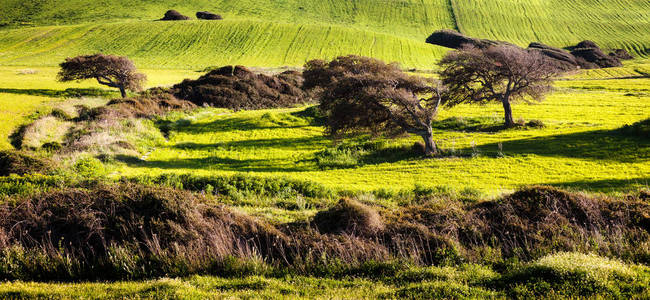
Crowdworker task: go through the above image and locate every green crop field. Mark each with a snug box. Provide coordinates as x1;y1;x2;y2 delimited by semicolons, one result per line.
1;0;649;69
1;0;649;298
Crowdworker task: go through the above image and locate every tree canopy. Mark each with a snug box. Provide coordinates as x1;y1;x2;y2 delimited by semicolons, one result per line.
304;55;445;156
58;54;146;98
438;45;561;127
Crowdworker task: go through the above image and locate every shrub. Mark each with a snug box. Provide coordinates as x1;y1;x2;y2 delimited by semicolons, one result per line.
160;10;189;21
0;150;53;176
315;139;389;169
125;173;334;199
196;11;222;20
497;252;650;298
72;156;106;178
171;66;308;110
526;119;545;128
312;198;385;236
50;108;73;120
0;183;286;280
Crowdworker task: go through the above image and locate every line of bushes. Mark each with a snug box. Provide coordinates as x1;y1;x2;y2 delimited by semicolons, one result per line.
124;173;335;199
1;183;649;287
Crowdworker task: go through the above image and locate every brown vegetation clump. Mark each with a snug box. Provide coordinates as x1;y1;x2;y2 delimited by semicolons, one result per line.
2;184;649;280
196;11;222;20
527;42;578;70
392;186;650;262
79;88;195;121
610;49;634;60
575;40;600;49
427;31;627;70
160;10;190;21
171;65;308;110
571;47;622;68
312;198;384;236
0;183;287;279
0;150;54;176
425;29;514;50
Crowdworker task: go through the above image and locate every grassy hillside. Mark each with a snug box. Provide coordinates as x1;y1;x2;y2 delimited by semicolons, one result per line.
454;0;650;55
0;0;455;38
0;0;648;69
0;20;445;69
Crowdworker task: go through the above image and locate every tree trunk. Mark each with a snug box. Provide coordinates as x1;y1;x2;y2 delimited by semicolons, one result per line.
118;86;127;98
421;129;437;156
502;99;515;127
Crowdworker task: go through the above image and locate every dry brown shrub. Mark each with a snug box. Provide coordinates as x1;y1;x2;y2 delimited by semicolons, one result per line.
78;88;194;121
161;10;190;21
196;11;222;20
610;49;634;60
171;65;308;110
571;47;622;68
312;198;384;236
576;40;600;49
0;183;286;261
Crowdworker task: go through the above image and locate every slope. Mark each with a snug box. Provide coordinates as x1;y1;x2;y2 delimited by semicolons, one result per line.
1;0;648;70
0;20;445;69
0;0;455;40
453;0;650;56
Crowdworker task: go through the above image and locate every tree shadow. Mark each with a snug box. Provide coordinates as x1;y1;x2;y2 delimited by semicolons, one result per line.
172;135;329;151
465;129;649;163
432;116;506;132
546;177;650;193
114;154;312;173
170;115;314;135
0;88;114;98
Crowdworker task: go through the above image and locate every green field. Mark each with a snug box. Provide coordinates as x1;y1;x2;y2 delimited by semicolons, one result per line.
109;77;649;195
1;0;649;69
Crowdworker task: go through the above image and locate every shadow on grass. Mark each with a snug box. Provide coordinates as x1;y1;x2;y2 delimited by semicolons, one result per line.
114;154;312;173
168;107;323;135
432;116;506;132
0;88;115;98
547;177;649;193
467;129;649;163
172;136;329;151
170;117;315;134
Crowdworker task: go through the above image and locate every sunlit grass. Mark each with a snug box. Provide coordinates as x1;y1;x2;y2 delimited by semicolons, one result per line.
111;78;650;195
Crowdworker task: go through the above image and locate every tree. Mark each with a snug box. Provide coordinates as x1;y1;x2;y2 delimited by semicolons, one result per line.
303;55;445;156
57;54;146;98
438;45;561;127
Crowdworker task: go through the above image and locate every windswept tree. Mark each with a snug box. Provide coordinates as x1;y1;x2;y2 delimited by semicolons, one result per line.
438;45;562;127
304;55;446;156
57;54;146;98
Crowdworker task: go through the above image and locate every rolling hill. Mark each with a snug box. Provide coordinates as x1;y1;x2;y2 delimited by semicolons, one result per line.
0;0;648;69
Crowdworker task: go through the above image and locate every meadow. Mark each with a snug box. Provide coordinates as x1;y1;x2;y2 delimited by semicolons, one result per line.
109;76;649;195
